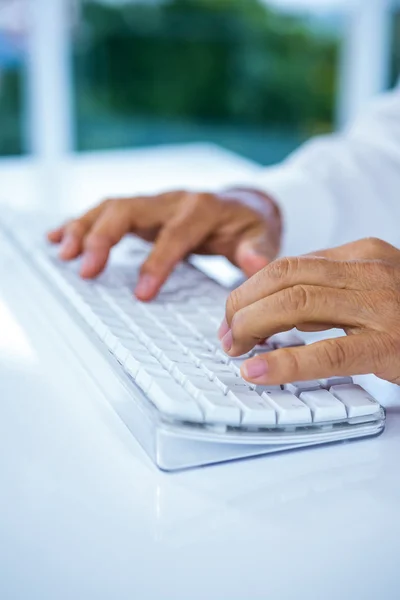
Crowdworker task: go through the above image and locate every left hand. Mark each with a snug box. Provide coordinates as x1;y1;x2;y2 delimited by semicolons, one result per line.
47;187;281;301
218;237;400;386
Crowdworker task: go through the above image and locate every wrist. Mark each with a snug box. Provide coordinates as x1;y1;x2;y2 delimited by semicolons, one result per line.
218;186;282;233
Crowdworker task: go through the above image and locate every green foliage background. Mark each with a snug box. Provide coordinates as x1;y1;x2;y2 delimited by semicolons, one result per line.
73;0;340;162
0;69;24;155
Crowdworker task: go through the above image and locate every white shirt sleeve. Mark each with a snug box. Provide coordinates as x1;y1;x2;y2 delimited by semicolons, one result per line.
242;87;400;256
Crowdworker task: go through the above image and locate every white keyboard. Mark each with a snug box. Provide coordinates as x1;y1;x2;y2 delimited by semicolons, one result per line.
0;210;386;470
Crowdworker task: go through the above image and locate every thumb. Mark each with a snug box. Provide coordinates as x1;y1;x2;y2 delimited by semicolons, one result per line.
234;238;271;277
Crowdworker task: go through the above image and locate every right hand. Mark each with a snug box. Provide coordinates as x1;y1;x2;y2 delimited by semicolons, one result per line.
47;188;282;301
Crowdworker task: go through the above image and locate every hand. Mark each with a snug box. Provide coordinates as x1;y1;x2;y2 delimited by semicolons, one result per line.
47;188;281;301
218;237;400;385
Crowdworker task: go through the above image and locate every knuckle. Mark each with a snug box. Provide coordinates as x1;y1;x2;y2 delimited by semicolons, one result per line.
197;192;215;207
281;349;301;379
186;192;216;213
109;197;128;211
163;190;185;200
226;288;242;320
282;284;311;314
65;220;85;236
362;237;390;256
266;257;299;281
321;340;349;370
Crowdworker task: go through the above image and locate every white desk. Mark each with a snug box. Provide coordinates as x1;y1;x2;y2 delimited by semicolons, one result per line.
1;145;400;600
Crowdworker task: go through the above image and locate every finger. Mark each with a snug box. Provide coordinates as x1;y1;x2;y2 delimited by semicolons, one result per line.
80;202;134;278
135;195;219;301
224;256;364;330
222;286;368;357
54;202;106;261
240;333;389;385
47;226;64;243
234;236;272;278
58;221;90;260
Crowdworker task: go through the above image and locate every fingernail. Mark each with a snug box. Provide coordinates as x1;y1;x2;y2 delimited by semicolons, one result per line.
221;330;232;353
135;274;158;299
244;245;263;257
59;234;77;258
242;358;268;380
218;318;230;340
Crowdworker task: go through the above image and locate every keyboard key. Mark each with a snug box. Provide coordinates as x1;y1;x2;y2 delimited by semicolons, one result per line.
147;379;203;423
228;357;247;375
201;361;233;380
319;376;353;388
196;391;241;425
162;350;193;364
214;375;250;395
215;350;231;363
185;340;209;353
269;331;304;349
114;341;131;363
93;319;109;340
262;391;312;425
228;389;276;426
284;380;321;396
184;375;221;399
136;364;171;392
300;389;347;422
149;338;177;352
140;355;163;367
330;384;380;418
103;330;119;351
192;351;216;364
253;342;274;355
124;355;142;378
254;385;282;394
121;339;148;355
173;363;203;381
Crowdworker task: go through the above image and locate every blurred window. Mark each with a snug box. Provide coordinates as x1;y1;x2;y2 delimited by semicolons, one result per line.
72;0;343;164
391;5;400;86
0;0;26;156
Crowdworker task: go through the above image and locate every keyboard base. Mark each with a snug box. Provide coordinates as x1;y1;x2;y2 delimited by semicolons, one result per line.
154;426;385;471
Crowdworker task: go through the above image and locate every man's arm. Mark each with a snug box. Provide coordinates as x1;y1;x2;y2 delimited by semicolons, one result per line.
240;86;400;256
